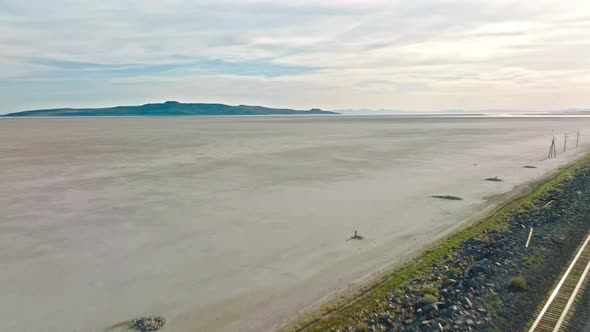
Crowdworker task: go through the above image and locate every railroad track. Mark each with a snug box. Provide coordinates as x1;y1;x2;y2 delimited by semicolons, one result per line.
528;232;590;332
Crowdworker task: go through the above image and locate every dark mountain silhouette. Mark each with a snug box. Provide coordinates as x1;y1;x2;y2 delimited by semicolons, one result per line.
2;101;338;117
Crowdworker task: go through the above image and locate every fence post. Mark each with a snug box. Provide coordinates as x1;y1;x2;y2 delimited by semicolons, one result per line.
548;137;557;158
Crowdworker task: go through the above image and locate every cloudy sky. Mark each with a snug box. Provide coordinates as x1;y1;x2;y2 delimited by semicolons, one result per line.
1;0;589;113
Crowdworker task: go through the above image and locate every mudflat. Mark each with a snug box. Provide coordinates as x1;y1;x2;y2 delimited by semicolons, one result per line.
1;116;589;332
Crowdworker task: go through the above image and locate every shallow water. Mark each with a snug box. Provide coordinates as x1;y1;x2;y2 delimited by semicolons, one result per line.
1;116;589;331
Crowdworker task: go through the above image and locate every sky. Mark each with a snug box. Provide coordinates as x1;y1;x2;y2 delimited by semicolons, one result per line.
1;0;590;113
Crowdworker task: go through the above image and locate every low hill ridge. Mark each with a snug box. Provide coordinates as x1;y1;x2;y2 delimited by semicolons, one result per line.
2;102;338;117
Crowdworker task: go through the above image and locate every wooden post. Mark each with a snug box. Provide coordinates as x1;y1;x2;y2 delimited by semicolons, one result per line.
577;131;580;147
564;133;568;152
548;137;557;158
525;227;534;248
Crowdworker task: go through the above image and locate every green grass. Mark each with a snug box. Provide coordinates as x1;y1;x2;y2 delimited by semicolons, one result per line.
423;294;438;304
513;201;538;216
354;322;369;332
422;284;439;297
522;255;542;267
447;267;461;275
484;297;503;314
293;154;590;332
509;277;528;290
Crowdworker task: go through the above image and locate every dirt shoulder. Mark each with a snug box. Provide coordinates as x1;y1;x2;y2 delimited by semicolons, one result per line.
288;154;590;332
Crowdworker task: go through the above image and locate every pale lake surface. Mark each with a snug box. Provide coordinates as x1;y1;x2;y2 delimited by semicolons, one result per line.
1;116;590;331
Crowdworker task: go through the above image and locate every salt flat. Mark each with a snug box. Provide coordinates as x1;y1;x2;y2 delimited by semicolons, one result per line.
1;116;589;332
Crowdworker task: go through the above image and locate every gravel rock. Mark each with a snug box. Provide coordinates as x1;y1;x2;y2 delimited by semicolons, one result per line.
130;316;166;331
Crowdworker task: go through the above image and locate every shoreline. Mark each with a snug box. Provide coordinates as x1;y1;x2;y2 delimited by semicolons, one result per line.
288;152;590;332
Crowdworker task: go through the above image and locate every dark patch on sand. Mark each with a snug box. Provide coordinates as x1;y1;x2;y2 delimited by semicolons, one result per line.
432;195;464;201
485;176;503;182
107;316;166;332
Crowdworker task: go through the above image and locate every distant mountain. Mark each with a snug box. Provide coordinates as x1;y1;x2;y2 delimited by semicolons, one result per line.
335;109;473;115
335;109;409;115
558;109;590;114
336;108;590;116
2;101;338;117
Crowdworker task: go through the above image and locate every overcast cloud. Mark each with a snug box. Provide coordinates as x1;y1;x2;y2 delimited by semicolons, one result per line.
1;0;589;113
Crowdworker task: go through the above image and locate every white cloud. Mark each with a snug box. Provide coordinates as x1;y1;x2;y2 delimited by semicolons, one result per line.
1;0;590;113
